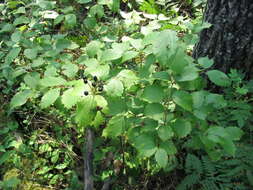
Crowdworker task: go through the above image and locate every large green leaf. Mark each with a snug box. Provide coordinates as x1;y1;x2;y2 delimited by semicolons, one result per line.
142;85;164;103
24;49;37;59
5;47;21;64
117;69;138;89
105;79;124;97
155;148;168;168
225;127;243;141
144;103;164;121
100;48;123;62
152;30;178;65
206;70;231;87
10;90;32;109
40;76;67;87
75;97;97;127
40;88;60;108
172;90;192;112
64;14;77;29
132;134;157;157
171;119;192;138
102;115;125;138
158;125;174;141
86;41;103;57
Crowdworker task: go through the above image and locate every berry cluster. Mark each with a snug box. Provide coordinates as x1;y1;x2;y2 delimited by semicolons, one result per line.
83;75;104;96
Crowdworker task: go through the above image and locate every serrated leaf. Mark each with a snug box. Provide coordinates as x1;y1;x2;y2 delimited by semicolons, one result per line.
40;88;60;108
86;40;103;57
133;134;157;157
117;69;138;89
158;125;174;141
142;85;164;103
105;79;124;97
40;76;67;87
77;0;92;3
207;70;231;87
176;65;199;82
100;48;123;62
62;63;78;78
144;103;164;121
64;14;77;29
171;119;192;138
5;47;21;64
225;127;243;141
24;49;38;59
10;90;32;109
160;141;177;155
198;57;214;69
219;137;236;156
61;81;85;108
102;115;124;138
155;148;168;168
172;90;192;112
75;97;97;127
24;72;40;89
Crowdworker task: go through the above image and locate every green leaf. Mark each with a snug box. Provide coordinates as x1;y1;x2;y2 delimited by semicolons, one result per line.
102;115;125;138
142;85;164;103
225;127;243;141
62;63;78;78
62;80;85;108
121;51;139;63
117;70;138;89
40;76;67;87
10;90;32;109
219;137;236;156
176;65;199;82
77;0;92;3
144;103;164;121
11;31;22;42
24;49;38;59
5;47;21;64
160;141;177;155
64;14;77;28
206;70;231;87
84;17;97;29
105;79;124;97
40;89;60;108
24;72;40;89
75;97;97;127
171;119;192;138
0;151;13;165
55;38;71;50
172;90;192;112
100;48;123;62
198;57;214;69
86;41;103;57
85;60;110;79
158;125;174;141
155;148;168;168
133;134;157;157
152;30;178;65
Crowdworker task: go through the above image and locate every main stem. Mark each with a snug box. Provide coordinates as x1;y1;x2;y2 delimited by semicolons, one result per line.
84;127;94;190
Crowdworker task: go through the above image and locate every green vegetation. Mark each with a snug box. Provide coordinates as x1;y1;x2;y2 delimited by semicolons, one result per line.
0;0;252;189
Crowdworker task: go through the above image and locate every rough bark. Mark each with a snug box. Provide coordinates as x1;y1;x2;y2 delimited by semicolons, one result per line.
193;0;253;79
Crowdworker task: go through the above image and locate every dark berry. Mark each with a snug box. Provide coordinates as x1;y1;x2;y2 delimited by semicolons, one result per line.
83;78;88;84
98;86;103;92
92;82;96;87
84;91;89;96
93;76;98;81
96;106;102;111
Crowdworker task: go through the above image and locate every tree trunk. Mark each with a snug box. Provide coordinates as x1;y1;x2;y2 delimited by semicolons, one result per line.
193;0;253;79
